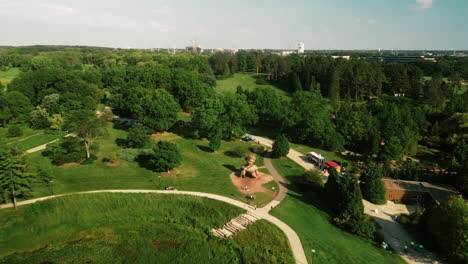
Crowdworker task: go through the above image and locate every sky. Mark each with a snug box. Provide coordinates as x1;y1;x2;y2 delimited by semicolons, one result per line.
0;0;467;50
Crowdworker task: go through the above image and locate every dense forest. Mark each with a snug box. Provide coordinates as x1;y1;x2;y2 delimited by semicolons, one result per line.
0;46;467;195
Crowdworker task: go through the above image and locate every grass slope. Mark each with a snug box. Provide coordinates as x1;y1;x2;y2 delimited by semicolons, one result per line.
216;73;290;97
26;124;273;207
270;158;404;264
0;193;293;263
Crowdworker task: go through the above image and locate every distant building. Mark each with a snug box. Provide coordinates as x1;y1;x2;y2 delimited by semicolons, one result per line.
383;178;460;205
186;41;203;54
331;55;351;60
364;56;436;63
298;43;305;54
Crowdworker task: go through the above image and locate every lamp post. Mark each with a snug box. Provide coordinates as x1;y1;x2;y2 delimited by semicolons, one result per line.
49;180;54;196
311;249;316;263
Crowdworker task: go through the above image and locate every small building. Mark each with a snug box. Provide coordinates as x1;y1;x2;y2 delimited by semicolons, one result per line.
308;152;325;168
324;161;341;173
383;178;460;205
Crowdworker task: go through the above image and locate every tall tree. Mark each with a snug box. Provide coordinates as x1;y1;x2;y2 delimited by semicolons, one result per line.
146;141;182;172
272;134;290;158
65;110;106;159
209;128;222;152
329;70;341;114
0;149;35;209
360;164;386;204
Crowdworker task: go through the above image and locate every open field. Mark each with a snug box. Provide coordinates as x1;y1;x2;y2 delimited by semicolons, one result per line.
26;124;273;207
0;68;20;86
270;158;405;264
216;73;290;97
0;126;43;144
0;193;294;263
9;132;63;150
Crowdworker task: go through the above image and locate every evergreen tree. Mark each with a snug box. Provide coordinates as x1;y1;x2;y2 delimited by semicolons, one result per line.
329;70;341;114
209;128;222;152
360;163;386;204
0;149;35;209
272;134;290;158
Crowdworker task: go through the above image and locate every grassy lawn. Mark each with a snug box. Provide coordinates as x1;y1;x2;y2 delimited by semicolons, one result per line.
262;180;279;193
26;124;273;207
0;126;43;144
10;132;63;150
0;68;20;86
216;73;290;97
0;193;293;263
270;158;405;264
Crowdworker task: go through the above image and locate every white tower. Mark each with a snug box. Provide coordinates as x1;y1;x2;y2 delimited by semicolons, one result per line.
298;43;305;54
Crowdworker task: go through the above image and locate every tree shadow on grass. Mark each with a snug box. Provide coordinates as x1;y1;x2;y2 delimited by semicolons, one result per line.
197;145;213;153
223;164;238;172
115;138;127;147
224;151;242;158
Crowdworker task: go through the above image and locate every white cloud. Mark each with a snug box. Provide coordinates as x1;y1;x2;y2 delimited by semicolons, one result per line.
414;0;433;9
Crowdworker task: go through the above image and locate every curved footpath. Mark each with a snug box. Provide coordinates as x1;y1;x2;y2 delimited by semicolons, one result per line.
0;190;308;264
254;135;443;264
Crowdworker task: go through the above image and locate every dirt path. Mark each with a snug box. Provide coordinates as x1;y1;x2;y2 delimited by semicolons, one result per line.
6;132;43;145
0;189;308;264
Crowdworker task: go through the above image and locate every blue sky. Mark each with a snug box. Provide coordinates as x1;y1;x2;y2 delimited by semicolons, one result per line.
0;0;466;49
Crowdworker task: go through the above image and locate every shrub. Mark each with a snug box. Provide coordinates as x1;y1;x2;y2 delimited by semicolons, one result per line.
126;123;149;148
272;134;290;158
6;125;23;138
300;170;324;189
232;146;248;158
143;141;182;172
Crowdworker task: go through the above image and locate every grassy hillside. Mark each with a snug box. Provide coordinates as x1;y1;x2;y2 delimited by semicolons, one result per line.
216;73;290;97
0;193;294;263
270;158;404;264
26;124;271;207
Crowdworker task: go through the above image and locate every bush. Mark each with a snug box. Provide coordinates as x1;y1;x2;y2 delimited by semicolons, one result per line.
142;141;182;172
300;170;324;189
126;123;149;148
81;154;97;165
6;125;23;138
232;146;248;158
272;134;290;158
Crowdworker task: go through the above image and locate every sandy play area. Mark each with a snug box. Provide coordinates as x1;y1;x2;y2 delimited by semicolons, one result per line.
230;172;277;197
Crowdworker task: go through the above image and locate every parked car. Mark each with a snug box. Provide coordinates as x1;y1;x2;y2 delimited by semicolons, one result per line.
244;135;255;142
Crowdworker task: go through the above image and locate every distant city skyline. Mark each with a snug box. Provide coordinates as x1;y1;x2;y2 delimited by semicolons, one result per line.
0;0;467;50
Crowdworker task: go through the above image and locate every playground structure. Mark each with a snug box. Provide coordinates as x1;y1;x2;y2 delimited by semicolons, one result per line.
240;154;259;178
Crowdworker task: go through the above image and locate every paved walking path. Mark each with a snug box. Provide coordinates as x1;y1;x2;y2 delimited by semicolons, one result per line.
263;157;288;211
0;190;308;264
253;135;443;264
255;136;315;171
23;133;74;155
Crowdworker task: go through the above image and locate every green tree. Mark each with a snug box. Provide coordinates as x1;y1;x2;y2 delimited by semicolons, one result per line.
192;97;225;139
381;136;404;161
65;110;106;159
272;134;290;158
329;70;341;114
209;128;222;152
126;123;149;148
423;197;467;263
301;170;324;189
29;106;51;129
146;141;182;172
6;125;23;138
360;164;386;204
0;149;35;209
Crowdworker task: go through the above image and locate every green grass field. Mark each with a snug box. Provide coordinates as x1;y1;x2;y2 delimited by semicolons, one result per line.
216;73;290;97
0;193;294;263
270;158;404;264
9;132;63;150
0;68;20;86
26;124;274;207
0;126;43;144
